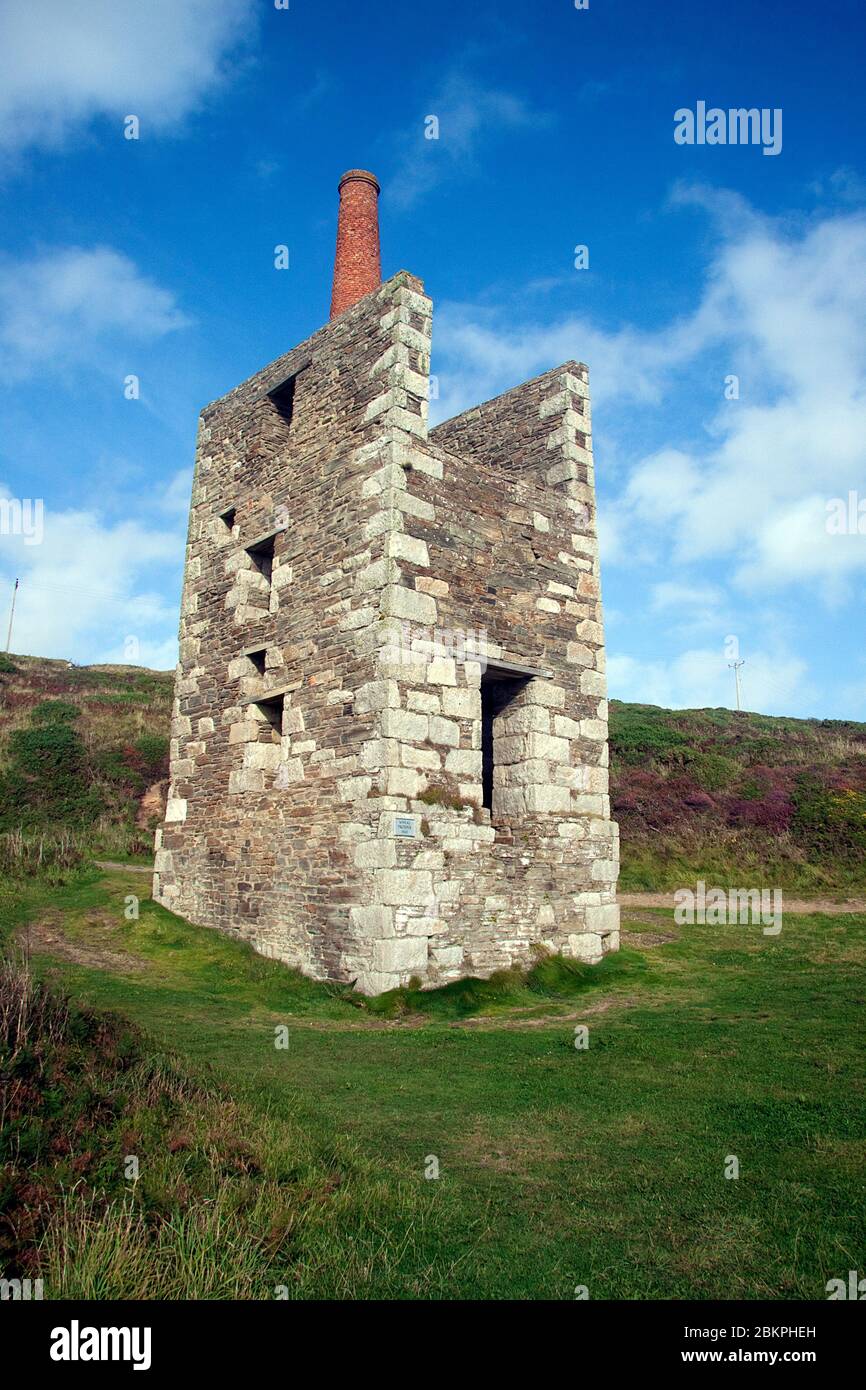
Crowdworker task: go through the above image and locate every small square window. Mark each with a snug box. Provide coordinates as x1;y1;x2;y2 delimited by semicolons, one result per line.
219;507;236;531
254;693;284;736
246;534;275;584
246;649;267;676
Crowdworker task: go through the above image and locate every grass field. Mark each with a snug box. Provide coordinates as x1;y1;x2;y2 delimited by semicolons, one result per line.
2;866;864;1300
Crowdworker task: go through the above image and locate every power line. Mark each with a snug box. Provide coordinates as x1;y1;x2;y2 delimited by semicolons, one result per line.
1;576;164;602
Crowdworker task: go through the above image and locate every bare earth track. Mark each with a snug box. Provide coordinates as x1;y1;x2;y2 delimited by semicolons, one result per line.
619;891;866;914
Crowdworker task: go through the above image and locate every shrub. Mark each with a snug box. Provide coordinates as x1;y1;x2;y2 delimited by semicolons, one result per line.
91;747;145;792
736;776;766;801
791;774;866;857
727;790;793;834
133;734;169;781
741;738;780;767
609;704;688;766
0;708;99;830
682;789;715;811
30;699;81;724
683;752;738;793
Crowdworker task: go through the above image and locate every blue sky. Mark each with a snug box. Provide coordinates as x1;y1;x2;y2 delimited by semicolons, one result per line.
0;0;864;717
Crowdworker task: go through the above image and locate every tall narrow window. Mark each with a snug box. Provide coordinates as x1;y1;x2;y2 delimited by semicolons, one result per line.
269;375;297;426
481;673;528;813
266;359;309;428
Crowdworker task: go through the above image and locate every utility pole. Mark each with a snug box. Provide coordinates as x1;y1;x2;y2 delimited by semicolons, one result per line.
728;657;745;712
5;577;18;653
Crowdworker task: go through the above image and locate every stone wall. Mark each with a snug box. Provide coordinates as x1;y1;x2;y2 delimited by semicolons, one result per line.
154;270;619;994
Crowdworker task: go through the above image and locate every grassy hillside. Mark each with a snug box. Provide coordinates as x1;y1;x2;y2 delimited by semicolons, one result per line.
1;866;864;1298
0;653;172;869
0;652;863;892
610;702;866;893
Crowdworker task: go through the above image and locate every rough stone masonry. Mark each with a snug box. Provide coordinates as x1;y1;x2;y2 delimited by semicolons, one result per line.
153;169;620;994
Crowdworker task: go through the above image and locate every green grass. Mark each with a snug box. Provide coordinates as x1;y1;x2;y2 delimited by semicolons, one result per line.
2;868;864;1300
616;831;865;895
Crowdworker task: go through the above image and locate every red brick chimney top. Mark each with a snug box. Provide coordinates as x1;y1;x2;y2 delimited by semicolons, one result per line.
329;169;382;320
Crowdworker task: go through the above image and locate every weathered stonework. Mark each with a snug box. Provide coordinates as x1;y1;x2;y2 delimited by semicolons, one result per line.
154;263;620;994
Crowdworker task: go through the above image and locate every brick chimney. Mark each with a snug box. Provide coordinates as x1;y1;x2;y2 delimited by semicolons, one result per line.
329;169;381;320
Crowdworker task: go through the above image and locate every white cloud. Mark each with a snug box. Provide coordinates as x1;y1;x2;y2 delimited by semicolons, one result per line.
431;289;722;424
0;0;255;154
159;469;194;517
0;246;189;378
809;166;866;206
623;450;701;523
650;580;728;630
432;194;866;598
0;481;183;666
387;74;552;210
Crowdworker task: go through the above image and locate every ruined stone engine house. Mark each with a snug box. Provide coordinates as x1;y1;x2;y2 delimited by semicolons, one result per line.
154;169;620;994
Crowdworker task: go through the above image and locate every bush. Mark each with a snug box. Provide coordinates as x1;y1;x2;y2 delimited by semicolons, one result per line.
91;747;145;792
610;705;688;766
792;774;866;857
736;775;767;801
133;734;169;780
727;789;793;834
683;752;738;793
0;707;99;830
30;699;81;724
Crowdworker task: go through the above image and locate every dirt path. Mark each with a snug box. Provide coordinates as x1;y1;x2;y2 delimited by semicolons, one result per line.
20;912;144;973
95;860;153;875
620;891;866;915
